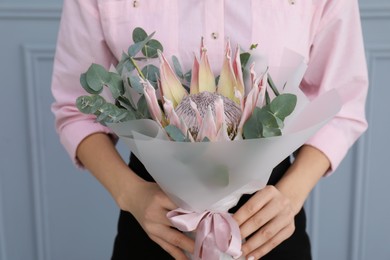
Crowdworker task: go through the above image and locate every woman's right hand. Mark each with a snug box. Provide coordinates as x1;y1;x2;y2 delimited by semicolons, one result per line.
118;181;195;260
76;134;194;258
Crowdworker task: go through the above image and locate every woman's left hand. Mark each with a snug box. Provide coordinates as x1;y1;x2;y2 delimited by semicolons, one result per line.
233;185;296;259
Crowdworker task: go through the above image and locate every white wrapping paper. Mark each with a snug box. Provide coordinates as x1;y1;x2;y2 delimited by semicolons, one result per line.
109;88;341;212
106;53;342;259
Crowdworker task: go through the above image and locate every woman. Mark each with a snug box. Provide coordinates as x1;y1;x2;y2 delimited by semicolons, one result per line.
51;0;368;259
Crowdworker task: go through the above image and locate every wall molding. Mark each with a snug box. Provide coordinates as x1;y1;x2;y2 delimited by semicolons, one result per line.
23;44;56;260
360;4;390;19
349;136;370;260
349;45;390;260
0;4;61;20
305;186;320;260
0;3;389;20
0;183;7;260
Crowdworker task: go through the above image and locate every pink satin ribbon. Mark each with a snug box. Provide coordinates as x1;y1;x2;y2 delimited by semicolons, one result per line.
167;208;242;260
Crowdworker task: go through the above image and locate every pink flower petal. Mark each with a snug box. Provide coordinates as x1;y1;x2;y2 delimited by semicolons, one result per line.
163;97;194;142
189;54;200;94
216;121;230;141
237;82;260;131
256;74;267;108
214;96;225;130
163;97;182;129
233;45;245;97
217;40;238;102
198;40;216;93
234;87;244;112
197;106;217;142
249;62;257;87
158;50;188;107
141;78;163;124
190;98;203;126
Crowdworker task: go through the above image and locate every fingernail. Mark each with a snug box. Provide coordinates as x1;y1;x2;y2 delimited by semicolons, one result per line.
248;256;255;260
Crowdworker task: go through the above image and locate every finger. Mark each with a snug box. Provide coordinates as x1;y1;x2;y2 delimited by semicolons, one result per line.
242;212;294;255
233;186;276;226
240;192;292;238
239;200;280;238
153;190;179;211
142;206;174;228
244;223;295;260
151;235;189;260
153;225;195;254
162;197;180;211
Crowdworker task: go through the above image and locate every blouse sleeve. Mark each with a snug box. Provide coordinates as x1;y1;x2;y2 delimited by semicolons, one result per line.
51;0;117;168
302;0;369;175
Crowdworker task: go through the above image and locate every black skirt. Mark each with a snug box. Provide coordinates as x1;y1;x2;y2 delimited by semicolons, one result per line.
111;154;312;260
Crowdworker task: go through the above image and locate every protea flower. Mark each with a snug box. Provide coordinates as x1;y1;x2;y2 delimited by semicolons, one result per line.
141;39;266;142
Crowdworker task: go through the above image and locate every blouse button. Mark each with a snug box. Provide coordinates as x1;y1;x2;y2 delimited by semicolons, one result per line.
211;32;219;40
133;0;139;7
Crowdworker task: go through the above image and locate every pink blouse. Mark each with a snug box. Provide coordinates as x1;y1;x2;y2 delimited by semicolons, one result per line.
51;0;368;175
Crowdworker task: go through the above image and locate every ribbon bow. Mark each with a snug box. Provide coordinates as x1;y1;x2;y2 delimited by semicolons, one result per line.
167;208;242;260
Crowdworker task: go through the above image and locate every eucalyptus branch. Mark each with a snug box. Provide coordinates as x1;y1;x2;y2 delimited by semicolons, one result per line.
130;56;146;79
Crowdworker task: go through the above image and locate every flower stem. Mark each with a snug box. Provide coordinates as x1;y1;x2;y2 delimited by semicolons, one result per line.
130;57;146;79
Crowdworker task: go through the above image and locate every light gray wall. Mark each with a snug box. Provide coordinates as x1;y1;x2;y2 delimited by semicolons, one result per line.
0;1;389;260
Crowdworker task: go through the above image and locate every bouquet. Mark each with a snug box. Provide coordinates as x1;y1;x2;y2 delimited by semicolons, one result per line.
76;28;341;259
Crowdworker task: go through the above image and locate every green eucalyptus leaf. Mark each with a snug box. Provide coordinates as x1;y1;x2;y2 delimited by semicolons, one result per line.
128;42;146;57
275;117;284;129
80;73;88;89
243;107;263;139
76;95;106;115
262;126;282;138
258;108;280;129
85;64;111;93
95;103;113;123
243;107;282;139
136;94;151;119
182;84;190;93
258;109;281;137
132;27;148;43
128;75;144;94
128;31;156;57
96;103;133;124
117;96;136;112
122;80;138;110
267;73;280;96
269;93;297;120
172;55;184;78
265;89;271;105
142;39;163;58
215;75;220;86
184;70;192;84
107;72;124;99
141;64;159;86
202;137;210;142
165;125;187;142
108;107;132;122
80;73;100;94
121;111;136;122
240;52;250;69
116;53;135;74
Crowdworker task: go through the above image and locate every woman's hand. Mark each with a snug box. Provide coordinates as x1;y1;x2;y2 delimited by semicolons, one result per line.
233;146;331;259
119;181;195;260
76;133;194;259
233;185;296;260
